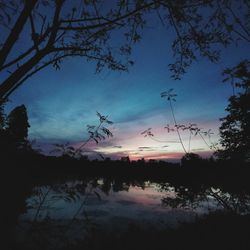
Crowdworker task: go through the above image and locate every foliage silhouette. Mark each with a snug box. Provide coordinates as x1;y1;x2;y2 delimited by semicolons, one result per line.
161;89;187;153
51;111;113;159
142;89;217;159
180;152;203;167
216;60;250;162
162;90;218;153
141;127;180;144
161;182;250;215
0;1;249;100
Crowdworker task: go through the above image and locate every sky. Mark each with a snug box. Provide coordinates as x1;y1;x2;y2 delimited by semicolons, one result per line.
3;3;250;161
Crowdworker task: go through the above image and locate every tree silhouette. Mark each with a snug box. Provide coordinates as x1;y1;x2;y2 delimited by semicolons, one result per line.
181;152;202;167
7;104;30;149
217;60;250;162
0;0;249;100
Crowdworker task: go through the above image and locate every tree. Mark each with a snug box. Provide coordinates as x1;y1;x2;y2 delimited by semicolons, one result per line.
216;60;250;162
7;104;30;149
0;0;249;100
181;152;203;167
121;156;130;162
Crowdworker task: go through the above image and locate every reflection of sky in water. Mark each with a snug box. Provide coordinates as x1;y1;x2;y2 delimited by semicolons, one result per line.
20;181;217;230
16;180;250;250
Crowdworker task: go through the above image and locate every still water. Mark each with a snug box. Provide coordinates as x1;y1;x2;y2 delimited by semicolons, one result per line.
16;178;250;249
19;179;231;231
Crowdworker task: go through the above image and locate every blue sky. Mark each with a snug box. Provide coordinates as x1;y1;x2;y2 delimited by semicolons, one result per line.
3;8;250;161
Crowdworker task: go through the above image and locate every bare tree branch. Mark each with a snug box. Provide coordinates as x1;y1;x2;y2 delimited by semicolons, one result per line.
47;0;65;47
0;48;51;99
4;52;86;100
58;1;156;31
0;0;38;68
0;25;52;71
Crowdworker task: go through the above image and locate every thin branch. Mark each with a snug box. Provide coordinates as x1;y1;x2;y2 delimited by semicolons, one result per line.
52;46;91;52
167;6;184;70
0;48;49;99
33;186;52;223
148;136;180;143
3;52;84;100
1;26;53;71
58;1;156;31
77;119;104;151
60;17;106;23
226;4;250;38
1;47;35;71
216;1;250;43
65;185;93;231
229;25;250;42
169;99;187;154
198;132;212;150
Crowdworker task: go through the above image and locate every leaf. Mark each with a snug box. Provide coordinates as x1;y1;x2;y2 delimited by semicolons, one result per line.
160;92;167;97
87;125;95;130
105;119;113;125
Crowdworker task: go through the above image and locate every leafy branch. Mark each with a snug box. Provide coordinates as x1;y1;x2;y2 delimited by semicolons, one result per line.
161;89;187;154
51;111;113;159
142;89;218;155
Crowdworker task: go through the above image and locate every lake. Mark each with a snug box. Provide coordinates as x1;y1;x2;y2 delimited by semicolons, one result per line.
16;178;250;249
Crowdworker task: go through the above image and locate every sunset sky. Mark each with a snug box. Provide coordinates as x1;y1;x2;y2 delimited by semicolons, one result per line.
4;10;250;161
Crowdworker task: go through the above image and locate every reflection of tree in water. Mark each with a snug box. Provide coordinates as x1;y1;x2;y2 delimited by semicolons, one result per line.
20;180;95;249
161;182;250;214
18;178;148;249
18;178;250;249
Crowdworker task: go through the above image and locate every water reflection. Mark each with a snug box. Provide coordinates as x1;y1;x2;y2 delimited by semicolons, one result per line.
16;178;250;249
21;180;193;224
160;184;250;214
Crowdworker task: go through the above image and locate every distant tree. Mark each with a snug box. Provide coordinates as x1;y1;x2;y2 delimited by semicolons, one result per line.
121;156;130;162
0;0;249;100
148;159;156;163
7;104;30;149
137;157;145;164
216;60;250;162
181;153;202;167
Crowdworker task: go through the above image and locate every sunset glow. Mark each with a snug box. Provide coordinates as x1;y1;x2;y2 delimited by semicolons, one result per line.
4;6;249;161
